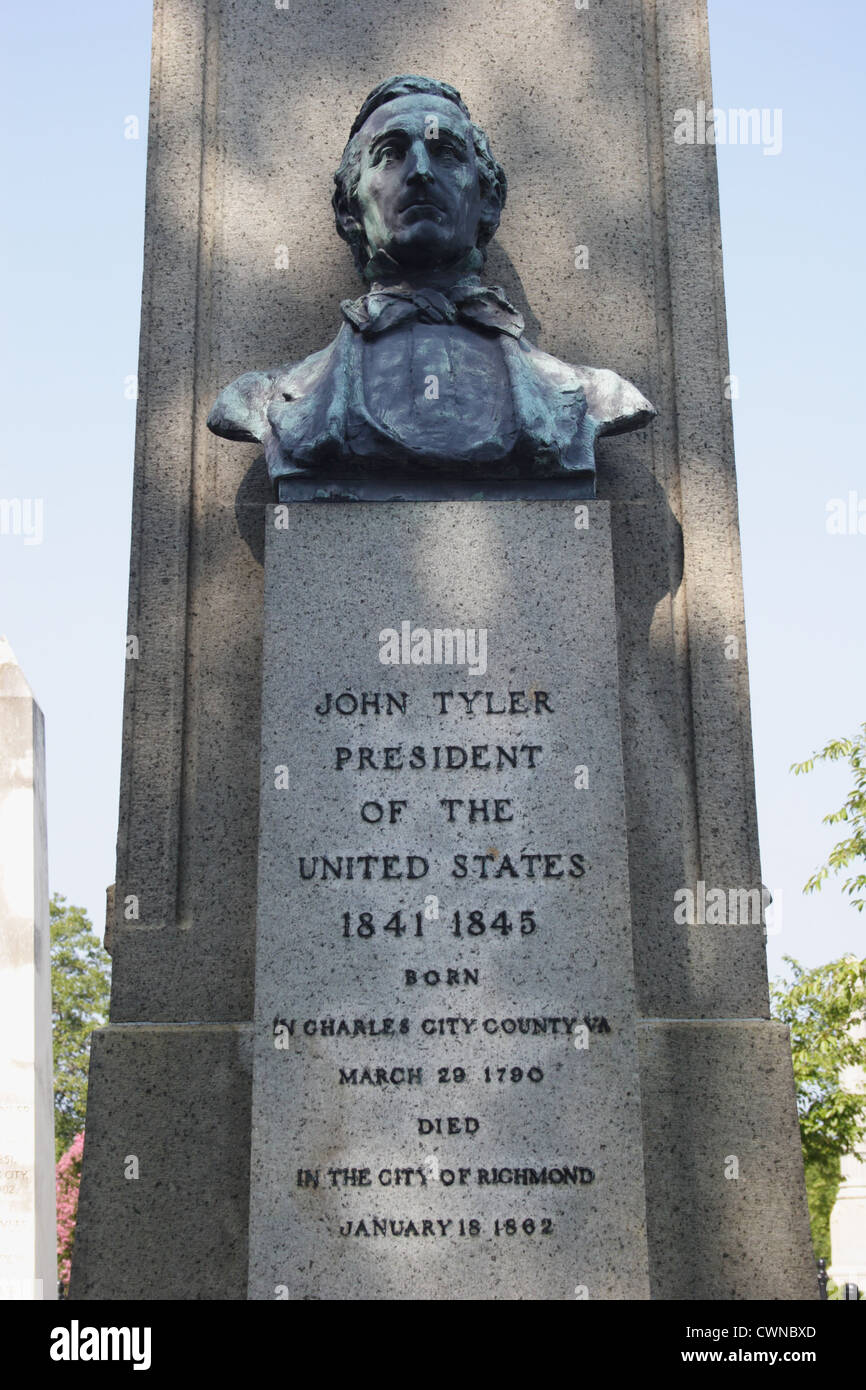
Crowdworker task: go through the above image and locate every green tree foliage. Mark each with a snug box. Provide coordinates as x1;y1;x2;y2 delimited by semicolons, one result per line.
792;722;866;912
50;894;111;1160
771;955;866;1257
803;1157;840;1263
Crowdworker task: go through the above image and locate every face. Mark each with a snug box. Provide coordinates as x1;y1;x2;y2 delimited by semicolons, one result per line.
352;93;483;273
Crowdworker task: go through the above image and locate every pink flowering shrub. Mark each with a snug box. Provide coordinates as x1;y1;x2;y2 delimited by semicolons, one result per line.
56;1131;84;1294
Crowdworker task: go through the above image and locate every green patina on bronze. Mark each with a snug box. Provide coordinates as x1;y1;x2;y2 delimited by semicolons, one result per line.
208;75;656;499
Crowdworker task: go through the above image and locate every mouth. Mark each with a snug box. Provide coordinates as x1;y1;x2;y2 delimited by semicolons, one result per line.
398;196;445;215
399;204;445;227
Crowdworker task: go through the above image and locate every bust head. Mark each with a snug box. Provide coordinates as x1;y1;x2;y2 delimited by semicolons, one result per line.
210;73;656;495
333;75;507;282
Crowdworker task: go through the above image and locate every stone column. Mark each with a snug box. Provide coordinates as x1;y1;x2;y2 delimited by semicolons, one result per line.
0;638;56;1299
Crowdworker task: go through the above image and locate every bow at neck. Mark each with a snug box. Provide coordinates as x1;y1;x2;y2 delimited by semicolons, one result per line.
341;277;525;340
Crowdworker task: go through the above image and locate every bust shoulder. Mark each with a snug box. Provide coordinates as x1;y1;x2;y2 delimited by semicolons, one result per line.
520;342;656;437
207;336;341;444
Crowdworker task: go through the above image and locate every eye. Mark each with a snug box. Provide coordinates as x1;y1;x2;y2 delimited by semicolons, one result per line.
433;139;464;161
376;143;402;163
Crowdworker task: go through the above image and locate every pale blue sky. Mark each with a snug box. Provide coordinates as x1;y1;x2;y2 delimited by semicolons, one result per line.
0;1;863;982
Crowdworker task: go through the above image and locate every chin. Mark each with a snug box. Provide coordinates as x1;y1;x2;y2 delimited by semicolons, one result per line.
390;232;463;271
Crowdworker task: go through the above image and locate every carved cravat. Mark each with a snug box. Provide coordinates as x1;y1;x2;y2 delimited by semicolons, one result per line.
208;277;655;488
340;279;526;339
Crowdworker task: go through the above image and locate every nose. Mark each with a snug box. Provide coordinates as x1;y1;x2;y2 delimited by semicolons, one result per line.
405;137;434;183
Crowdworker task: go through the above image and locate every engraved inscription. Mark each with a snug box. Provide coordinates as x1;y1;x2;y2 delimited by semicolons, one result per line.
249;503;650;1299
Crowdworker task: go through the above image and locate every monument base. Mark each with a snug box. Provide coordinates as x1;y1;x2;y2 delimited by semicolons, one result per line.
71;501;817;1301
276;471;595;503
71;1025;253;1301
248;499;649;1299
639;1020;818;1300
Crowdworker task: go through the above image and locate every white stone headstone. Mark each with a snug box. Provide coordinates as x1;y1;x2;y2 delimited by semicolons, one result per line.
0;637;56;1299
829;1021;866;1293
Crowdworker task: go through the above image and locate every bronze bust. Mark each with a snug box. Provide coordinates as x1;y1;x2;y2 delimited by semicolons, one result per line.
208;75;655;498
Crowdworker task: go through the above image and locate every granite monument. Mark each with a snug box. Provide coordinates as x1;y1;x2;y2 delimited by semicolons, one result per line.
71;0;817;1302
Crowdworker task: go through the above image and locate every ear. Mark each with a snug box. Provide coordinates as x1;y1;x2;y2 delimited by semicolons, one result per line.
334;189;363;244
478;193;502;247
